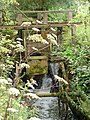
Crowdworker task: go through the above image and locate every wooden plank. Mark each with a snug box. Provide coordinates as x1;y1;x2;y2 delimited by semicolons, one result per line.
37;13;43;20
20;10;75;14
43;12;48;23
24;92;62;97
27;56;48;60
36;92;60;97
0;22;81;29
17;14;22;25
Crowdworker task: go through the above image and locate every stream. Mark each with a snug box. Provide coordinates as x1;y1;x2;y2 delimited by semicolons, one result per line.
33;63;77;120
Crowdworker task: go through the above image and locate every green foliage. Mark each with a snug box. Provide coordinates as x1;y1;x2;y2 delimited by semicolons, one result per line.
0;29;39;119
60;42;90;92
0;0;18;24
17;0;75;10
0;0;90;119
72;1;90;23
0;86;29;119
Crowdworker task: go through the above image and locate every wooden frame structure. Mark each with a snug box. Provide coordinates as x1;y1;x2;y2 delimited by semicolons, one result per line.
0;10;78;55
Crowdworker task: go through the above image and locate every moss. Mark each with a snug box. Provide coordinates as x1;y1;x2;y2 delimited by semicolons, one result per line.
26;60;48;77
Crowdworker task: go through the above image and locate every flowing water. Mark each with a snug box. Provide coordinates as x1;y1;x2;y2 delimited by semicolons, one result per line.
33;63;77;120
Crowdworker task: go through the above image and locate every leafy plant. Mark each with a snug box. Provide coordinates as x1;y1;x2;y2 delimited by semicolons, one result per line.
0;29;39;119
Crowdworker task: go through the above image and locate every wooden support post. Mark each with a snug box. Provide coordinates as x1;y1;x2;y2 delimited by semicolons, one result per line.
0;11;2;25
60;62;69;89
37;13;42;20
57;27;63;47
50;42;52;52
68;12;72;22
71;25;76;47
43;12;48;24
24;30;27;58
17;14;22;25
13;63;19;87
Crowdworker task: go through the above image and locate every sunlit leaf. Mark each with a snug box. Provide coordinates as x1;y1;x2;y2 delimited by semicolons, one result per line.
21;22;31;27
16;38;23;41
42;39;49;44
50;27;56;32
29;117;41;120
47;34;57;46
25;93;40;99
7;108;18;113
26;80;35;89
32;47;38;51
0;77;8;85
30;78;38;86
9;87;20;96
19;63;30;69
32;28;40;32
36;20;42;24
54;75;68;85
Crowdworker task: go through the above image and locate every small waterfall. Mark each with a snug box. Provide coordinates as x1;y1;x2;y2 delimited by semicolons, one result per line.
48;62;60;93
33;62;76;120
38;62;60;93
33;62;60;120
49;63;59;75
41;75;52;90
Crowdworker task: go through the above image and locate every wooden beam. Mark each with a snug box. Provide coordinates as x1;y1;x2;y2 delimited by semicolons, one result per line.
24;92;62;97
27;56;48;60
20;10;75;14
0;22;81;29
36;92;61;97
49;56;64;62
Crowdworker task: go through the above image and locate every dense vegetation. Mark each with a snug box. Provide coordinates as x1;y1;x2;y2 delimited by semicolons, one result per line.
0;0;90;119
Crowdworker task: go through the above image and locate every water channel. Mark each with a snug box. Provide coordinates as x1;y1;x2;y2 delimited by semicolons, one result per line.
33;63;77;120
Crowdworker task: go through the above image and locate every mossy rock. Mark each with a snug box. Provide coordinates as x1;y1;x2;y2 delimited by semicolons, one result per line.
26;59;48;77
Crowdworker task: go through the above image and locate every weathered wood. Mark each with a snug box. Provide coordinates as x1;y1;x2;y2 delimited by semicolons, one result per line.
43;12;48;23
24;29;27;57
49;55;65;62
13;63;19;87
27;56;48;60
17;14;22;25
37;13;43;20
68;12;72;21
24;92;62;97
57;27;63;47
36;92;60;97
0;11;2;24
0;22;81;29
60;62;69;84
21;10;75;14
71;25;76;47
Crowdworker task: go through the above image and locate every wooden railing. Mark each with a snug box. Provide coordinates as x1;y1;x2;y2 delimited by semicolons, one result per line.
16;10;75;25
